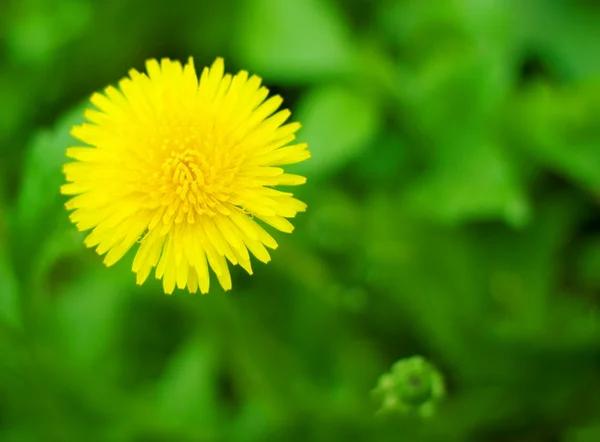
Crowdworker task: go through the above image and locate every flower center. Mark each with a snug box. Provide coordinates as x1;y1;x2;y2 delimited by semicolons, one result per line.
150;126;243;225
163;149;223;223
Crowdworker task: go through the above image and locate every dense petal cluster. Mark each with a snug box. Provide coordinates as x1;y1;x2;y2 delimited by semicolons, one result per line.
62;57;309;294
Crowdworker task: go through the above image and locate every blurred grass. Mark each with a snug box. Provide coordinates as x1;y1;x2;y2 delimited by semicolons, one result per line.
2;0;600;441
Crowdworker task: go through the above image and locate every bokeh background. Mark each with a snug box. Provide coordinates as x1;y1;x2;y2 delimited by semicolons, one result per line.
2;0;600;440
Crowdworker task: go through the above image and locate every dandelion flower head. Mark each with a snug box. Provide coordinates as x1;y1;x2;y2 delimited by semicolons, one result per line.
62;57;310;294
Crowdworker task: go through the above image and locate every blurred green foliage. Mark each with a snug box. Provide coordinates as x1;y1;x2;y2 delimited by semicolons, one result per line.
2;0;600;440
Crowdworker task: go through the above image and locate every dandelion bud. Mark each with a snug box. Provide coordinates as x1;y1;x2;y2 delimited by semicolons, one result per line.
373;355;445;417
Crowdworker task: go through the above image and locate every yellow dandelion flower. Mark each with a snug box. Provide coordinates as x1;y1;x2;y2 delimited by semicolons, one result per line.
61;57;310;294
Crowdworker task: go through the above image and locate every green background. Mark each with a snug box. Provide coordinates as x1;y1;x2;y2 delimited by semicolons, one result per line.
2;0;600;440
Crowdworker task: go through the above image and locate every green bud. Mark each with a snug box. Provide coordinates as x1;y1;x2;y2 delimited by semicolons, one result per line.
373;355;445;418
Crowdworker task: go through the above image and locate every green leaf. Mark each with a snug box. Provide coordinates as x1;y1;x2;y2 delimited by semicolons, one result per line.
511;80;600;193
9;104;86;301
0;72;31;146
292;86;381;178
31;225;85;293
0;178;18;328
156;339;219;428
575;236;600;289
361;194;487;363
14;103;85;273
566;424;600;442
405;138;530;226
6;0;92;66
306;189;361;252
481;193;583;338
234;0;354;83
0;236;20;329
515;0;600;81
402;44;512;146
55;266;130;368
